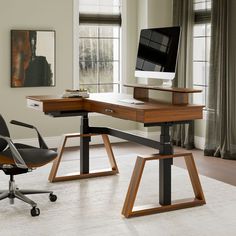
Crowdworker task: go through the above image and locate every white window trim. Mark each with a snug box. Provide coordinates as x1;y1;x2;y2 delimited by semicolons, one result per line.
120;0;127;93
73;0;80;89
72;0;127;92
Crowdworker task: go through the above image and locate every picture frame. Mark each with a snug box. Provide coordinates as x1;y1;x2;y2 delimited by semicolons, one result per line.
11;30;55;87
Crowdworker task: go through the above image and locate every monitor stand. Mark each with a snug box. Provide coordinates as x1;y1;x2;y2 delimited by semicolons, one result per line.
123;83;202;105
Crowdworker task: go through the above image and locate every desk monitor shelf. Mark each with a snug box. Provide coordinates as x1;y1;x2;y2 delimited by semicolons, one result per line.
124;83;202;105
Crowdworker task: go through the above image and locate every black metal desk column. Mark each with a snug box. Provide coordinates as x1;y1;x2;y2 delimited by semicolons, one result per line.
159;125;173;205
80;113;90;174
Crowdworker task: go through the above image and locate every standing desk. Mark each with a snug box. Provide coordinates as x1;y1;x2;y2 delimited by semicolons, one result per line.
27;86;205;217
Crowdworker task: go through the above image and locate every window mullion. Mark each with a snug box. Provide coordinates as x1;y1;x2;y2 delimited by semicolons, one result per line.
193;0;211;106
97;27;100;93
78;0;121;93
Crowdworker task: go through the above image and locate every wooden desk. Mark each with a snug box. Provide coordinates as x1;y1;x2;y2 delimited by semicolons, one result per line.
27;93;203;123
27;92;205;217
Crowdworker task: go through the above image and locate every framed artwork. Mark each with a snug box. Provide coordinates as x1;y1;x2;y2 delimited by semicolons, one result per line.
11;30;55;87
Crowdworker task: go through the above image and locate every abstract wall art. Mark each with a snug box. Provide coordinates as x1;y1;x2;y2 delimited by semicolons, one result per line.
11;30;55;87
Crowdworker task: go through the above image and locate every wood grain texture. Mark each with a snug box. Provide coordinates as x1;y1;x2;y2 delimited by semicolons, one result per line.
137;106;203;123
129;198;205;217
49;169;117;182
102;134;119;173
84;99;138;121
184;153;205;201
125;84;201;105
172;92;189;105
48;134;68;182
48;133;119;182
133;87;149;99
0;155;54;168
122;152;206;218
124;83;202;93
27;93;204;123
121;156;145;217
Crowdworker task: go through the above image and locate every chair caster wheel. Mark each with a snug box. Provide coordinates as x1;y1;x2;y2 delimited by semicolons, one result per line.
31;207;40;217
49;193;57;202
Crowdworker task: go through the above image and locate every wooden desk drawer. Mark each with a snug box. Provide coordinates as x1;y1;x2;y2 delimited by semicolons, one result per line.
89;102;137;121
27;98;84;113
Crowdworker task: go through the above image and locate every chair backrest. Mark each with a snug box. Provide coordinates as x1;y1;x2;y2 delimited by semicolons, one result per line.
0;114;10;151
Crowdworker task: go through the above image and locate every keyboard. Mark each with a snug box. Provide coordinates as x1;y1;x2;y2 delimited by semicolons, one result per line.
118;98;144;104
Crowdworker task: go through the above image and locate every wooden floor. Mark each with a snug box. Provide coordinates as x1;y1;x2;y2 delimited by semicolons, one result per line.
67;142;236;187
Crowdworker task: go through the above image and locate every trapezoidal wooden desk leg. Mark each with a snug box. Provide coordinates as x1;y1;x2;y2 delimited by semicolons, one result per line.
122;152;206;218
48;133;119;182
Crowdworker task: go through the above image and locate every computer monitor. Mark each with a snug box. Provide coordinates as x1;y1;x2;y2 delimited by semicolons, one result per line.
135;26;181;82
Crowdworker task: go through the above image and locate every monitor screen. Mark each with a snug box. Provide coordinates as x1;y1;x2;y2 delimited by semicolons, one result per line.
135;26;181;80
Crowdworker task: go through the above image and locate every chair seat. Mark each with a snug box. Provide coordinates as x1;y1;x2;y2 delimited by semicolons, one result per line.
0;114;58;216
0;143;57;168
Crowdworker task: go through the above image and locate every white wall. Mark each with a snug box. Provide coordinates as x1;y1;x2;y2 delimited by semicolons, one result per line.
147;0;173;27
148;0;173;103
0;0;137;141
138;0;148;31
0;0;73;139
122;0;138;85
1;0;192;146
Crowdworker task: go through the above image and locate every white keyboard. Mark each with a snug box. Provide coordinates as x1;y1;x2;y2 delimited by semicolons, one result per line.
118;98;144;104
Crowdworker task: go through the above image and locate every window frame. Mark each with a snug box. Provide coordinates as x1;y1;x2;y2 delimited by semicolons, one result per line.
193;0;211;108
78;25;121;93
73;0;124;93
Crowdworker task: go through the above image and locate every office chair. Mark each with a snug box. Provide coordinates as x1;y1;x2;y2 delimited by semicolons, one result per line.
0;114;58;216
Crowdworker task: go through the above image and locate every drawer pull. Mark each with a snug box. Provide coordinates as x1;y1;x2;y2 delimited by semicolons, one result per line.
104;108;114;113
31;103;39;107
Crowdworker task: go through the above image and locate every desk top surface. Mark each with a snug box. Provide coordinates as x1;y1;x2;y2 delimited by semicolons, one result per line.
86;93;202;110
28;93;202;108
27;93;204;123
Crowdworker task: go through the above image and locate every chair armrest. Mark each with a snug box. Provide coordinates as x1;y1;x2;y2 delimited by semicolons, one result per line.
10;120;34;129
10;120;48;149
0;134;28;169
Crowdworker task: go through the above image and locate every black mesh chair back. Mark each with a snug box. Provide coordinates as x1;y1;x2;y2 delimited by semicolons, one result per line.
0;114;10;152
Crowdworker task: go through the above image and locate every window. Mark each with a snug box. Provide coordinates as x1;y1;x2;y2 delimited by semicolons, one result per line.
193;0;211;106
78;0;121;93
